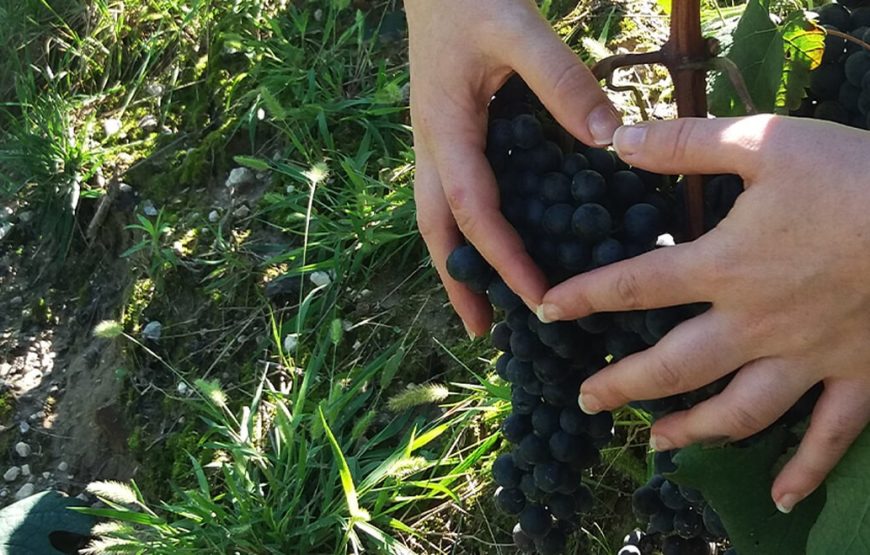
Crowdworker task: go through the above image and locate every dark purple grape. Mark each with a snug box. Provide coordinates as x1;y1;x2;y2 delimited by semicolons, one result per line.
494;486;526;515
571;170;607;203
532;404;562;437
513;522;536;553
502;413;532;443
519;433;551;464
491;322;512;352
519;504;553;538
571;203;612;243
492;453;523;488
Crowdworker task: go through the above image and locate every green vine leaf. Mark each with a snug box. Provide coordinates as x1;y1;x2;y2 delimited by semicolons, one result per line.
776;15;826;112
669;428;825;555
806;427;870;554
710;1;823;115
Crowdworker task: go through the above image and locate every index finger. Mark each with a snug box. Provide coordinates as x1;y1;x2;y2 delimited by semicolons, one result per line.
538;239;716;322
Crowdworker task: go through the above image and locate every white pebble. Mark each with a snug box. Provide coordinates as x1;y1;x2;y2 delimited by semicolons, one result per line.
176;382;189;395
14;442;31;458
14;483;34;501
142;200;158;217
20;465;30;477
283;333;299;353
57;461;69;473
3;467;20;482
225;167;255;189
310;271;331;287
208;210;220;223
142;321;163;341
18;422;29;434
103;118;122;137
41;472;50;480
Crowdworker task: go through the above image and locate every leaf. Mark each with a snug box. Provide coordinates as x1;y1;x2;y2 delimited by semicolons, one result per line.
776;14;826;112
233;156;271;172
319;407;369;522
0;490;96;554
807;427;870;553
709;0;780;115
710;5;823;115
669;428;824;555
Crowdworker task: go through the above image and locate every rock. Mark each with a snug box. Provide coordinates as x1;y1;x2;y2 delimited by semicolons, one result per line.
208;210;220;223
142;321;162;341
20;465;30;477
114;183;139;212
145;83;165;97
225;167;256;190
14;483;34;501
41;472;50;480
0;223;12;241
14;442;31;458
57;461;69;473
310;271;332;287
0;489;7;498
4;467;20;482
232;205;251;219
103;118;122;137
138;114;158;131
283;333;299;353
18;421;29;434
18;211;34;224
142;200;158;217
176;382;189;395
8;296;22;308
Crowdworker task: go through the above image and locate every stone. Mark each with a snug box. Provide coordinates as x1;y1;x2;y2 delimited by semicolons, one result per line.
310;271;332;287
142;200;158;217
102;118;122;136
14;483;34;501
142;321;162;341
14;442;31;458
57;461;69;473
4;467;20;482
208;210;220;223
232;205;251;219
18;421;29;434
283;333;299;353
225;167;255;189
20;465;30;477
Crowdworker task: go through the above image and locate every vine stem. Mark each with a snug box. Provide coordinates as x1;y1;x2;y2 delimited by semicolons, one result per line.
663;0;708;240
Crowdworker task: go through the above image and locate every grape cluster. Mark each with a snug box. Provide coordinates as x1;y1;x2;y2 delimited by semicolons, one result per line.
446;78;698;554
795;1;870;127
627;455;728;555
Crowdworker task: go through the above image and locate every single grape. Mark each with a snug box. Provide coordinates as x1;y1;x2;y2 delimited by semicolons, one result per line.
593;238;625;266
512;114;544;149
502;413;533;443
513;522;536;554
519;504;553;538
446;245;489;283
562;152;590;175
660;480;690;511
810;63;846;100
648;507;675;535
571;170;607;203
556;241;592;272
533;461;566;493
520;472;547;502
571;203;612;243
541;173;573;204
534;527;567;555
547;492;576;520
703;504;728;538
576;313;610;334
559;406;588;435
494;486;526;515
632;485;664;516
493;453;523;488
511;387;541;415
495;353;512;380
542;203;576;236
654;450;678;474
611;170;646;206
818;3;852;30
491;322;512;352
487;277;523;312
845;51;870;86
674;508;704;539
532;404;563;437
519;433;551;464
623;203;662;243
585;148;616;177
511;329;544;361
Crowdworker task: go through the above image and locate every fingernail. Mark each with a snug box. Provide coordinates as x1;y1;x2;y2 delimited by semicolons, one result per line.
578;392;602;415
776;493;800;514
536;304;559;324
612;124;649;157
587;104;622;146
650;435;673;452
463;323;477;340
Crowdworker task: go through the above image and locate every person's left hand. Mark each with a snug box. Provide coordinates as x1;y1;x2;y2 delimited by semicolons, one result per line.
537;114;870;514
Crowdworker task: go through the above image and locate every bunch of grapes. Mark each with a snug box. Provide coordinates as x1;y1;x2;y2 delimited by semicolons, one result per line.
445;78;737;554
795;1;870;126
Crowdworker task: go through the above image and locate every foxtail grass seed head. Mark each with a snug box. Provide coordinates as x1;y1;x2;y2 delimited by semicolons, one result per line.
93;320;124;339
82;537;135;555
195;378;227;407
90;521;132;537
387;384;449;412
86;480;138;505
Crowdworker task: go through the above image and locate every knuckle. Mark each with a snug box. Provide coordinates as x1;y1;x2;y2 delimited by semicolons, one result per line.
651;354;685;392
726;404;765;437
668;119;700;163
614;270;643;309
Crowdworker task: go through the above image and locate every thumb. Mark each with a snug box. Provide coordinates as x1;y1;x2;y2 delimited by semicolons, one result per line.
611;114;779;179
507;14;621;147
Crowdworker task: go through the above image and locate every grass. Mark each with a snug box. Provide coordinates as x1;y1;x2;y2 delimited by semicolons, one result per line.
0;0;733;552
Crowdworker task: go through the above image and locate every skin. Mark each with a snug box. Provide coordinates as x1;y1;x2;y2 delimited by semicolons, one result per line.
538;115;870;513
407;0;622;337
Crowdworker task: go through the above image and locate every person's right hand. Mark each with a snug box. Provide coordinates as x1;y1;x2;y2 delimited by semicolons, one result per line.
407;0;622;337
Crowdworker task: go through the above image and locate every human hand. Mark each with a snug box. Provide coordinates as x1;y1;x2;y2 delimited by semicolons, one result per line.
538;115;870;513
407;0;622;336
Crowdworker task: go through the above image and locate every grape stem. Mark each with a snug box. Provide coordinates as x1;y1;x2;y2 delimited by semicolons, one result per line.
826;28;870;53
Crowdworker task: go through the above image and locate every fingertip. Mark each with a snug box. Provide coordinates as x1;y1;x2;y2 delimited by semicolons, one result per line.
587;104;623;147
